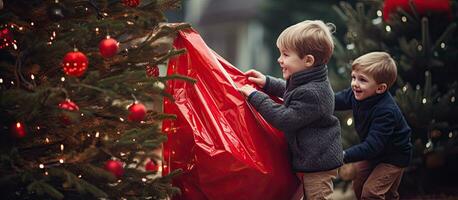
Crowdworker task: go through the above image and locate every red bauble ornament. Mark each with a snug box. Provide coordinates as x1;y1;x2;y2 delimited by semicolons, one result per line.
58;99;79;124
146;65;159;77
122;0;140;7
105;160;124;178
59;99;79;111
99;37;119;58
12;122;27;138
0;28;15;49
62;51;88;77
383;0;452;21
128;102;147;122
145;160;159;172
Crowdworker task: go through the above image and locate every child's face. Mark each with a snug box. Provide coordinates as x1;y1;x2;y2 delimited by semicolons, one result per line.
351;70;387;100
277;47;313;80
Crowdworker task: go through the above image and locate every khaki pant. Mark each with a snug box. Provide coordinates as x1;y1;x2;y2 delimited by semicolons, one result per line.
353;161;404;200
292;169;337;200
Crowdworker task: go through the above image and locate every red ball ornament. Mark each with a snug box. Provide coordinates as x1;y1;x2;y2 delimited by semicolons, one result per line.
59;99;79;111
0;28;15;49
105;160;124;178
128;102;147;122
99;37;119;58
11;122;27;138
383;0;452;21
58;99;79;124
122;0;141;7
146;65;159;77
62;50;88;77
145;160;159;172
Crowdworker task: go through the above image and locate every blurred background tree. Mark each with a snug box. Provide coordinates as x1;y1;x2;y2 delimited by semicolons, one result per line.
0;0;193;199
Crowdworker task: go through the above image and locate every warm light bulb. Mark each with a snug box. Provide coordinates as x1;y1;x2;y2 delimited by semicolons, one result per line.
346;118;353;126
401;16;407;22
385;25;391;32
417;45;423;51
426;141;432;148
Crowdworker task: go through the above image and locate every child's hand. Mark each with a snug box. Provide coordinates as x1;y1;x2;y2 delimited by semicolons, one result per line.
238;85;257;97
244;70;266;88
338;163;356;181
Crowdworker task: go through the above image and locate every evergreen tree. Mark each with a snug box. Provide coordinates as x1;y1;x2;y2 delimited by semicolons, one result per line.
260;0;351;76
333;0;458;194
0;0;193;199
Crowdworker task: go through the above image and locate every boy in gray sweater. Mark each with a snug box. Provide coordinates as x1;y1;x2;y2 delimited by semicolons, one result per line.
238;20;343;199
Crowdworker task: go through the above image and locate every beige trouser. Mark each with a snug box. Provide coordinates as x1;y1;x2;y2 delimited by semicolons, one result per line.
292;169;338;200
352;161;404;200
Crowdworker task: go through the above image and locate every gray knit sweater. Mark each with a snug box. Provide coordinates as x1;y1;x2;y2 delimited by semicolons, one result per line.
248;65;343;172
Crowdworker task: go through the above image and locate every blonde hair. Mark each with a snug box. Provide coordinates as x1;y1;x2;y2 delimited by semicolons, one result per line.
276;20;334;66
352;52;397;88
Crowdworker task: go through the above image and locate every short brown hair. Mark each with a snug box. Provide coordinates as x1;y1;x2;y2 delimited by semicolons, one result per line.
352;52;397;88
276;20;334;66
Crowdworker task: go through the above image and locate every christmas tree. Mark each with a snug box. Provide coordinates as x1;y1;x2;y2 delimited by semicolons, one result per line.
333;0;458;194
0;0;193;199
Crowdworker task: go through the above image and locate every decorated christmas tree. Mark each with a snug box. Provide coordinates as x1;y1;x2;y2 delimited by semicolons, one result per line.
0;0;193;199
333;0;458;194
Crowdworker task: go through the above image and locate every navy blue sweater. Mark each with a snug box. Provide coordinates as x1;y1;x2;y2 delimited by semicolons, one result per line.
335;88;412;167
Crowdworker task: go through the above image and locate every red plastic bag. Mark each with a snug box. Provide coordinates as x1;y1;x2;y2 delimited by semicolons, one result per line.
162;29;299;200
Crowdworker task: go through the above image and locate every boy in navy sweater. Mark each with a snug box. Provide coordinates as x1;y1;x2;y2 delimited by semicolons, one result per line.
335;52;412;200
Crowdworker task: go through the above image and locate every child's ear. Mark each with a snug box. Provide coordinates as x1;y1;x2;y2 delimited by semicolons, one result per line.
376;83;388;94
303;55;315;67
